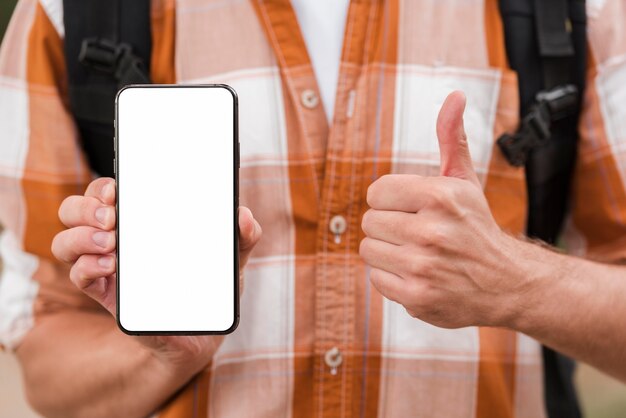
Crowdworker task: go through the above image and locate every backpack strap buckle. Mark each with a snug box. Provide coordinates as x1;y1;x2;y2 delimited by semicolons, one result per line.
537;84;579;120
79;38;150;85
497;84;578;167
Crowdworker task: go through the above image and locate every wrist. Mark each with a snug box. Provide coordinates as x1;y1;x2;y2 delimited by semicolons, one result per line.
150;352;194;387
139;343;204;399
145;336;223;382
490;234;566;331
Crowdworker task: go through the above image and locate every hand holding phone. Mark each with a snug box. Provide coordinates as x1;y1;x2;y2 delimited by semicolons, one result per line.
52;177;261;371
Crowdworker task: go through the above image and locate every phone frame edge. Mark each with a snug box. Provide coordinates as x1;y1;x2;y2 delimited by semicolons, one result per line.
114;84;240;336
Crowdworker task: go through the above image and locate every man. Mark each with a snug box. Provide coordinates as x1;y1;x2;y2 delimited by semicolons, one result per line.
0;1;625;418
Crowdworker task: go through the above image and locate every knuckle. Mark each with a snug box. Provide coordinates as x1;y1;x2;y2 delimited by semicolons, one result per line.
359;238;371;258
411;280;430;298
371;273;398;303
362;210;384;236
77;199;94;224
366;183;379;207
406;256;425;276
58;197;69;221
419;260;436;278
406;283;429;310
404;302;424;319
50;233;62;260
93;177;107;191
68;228;83;250
369;268;384;286
51;231;72;263
429;226;449;248
406;221;421;240
458;130;468;145
444;181;469;216
369;268;381;284
405;307;415;317
58;196;78;224
86;177;110;198
69;263;87;289
68;266;79;286
60;195;101;227
431;186;454;208
367;175;392;206
406;256;433;278
253;221;262;240
418;223;448;250
75;196;88;212
360;210;371;234
385;213;403;233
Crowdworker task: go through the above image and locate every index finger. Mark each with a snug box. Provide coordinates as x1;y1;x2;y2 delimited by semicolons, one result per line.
366;174;432;212
85;177;116;205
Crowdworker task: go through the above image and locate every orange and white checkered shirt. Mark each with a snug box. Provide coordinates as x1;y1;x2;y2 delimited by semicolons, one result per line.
2;0;626;417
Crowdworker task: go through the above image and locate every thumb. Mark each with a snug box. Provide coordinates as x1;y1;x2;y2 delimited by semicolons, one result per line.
436;91;480;187
238;206;262;265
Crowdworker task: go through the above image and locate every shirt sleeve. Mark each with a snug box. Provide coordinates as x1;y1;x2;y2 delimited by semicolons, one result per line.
0;0;99;351
564;0;626;262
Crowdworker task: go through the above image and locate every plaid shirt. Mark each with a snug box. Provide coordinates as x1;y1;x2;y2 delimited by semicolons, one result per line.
1;0;626;417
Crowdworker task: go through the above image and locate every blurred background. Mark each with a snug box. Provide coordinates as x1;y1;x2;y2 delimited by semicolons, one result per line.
0;0;625;417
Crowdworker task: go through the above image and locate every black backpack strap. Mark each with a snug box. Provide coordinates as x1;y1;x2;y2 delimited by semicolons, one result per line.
498;1;586;418
531;4;585;417
524;0;586;244
497;0;582;170
63;0;152;177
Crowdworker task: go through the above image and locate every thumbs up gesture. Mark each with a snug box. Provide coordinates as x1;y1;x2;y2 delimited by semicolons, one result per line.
360;91;525;329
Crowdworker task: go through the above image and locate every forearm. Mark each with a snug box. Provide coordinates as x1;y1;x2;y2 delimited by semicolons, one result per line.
507;239;626;382
16;311;199;418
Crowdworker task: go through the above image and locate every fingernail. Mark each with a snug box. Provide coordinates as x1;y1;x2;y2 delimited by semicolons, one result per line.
102;183;113;200
98;256;113;268
93;231;110;248
95;207;108;225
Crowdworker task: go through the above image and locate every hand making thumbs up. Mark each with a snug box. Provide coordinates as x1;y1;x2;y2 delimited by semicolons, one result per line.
360;91;526;329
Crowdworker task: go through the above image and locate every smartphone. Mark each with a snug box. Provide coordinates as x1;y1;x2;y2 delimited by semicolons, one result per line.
115;84;239;335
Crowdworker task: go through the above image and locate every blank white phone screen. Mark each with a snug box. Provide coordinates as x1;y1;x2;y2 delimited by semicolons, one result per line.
116;85;237;333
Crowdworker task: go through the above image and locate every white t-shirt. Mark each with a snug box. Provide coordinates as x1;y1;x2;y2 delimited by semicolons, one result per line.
291;0;350;123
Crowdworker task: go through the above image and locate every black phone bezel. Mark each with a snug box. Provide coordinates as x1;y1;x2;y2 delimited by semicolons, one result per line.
114;84;240;336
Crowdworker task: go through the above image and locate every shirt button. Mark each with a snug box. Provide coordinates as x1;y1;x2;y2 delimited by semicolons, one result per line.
324;346;343;375
329;215;347;244
301;89;319;109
